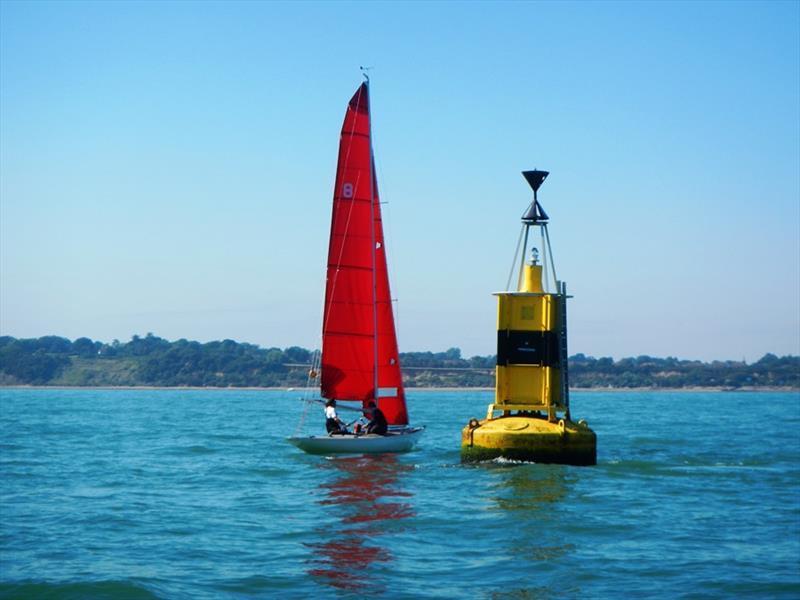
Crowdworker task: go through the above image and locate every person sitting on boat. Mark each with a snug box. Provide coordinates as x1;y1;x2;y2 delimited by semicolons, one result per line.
364;401;388;436
325;399;346;435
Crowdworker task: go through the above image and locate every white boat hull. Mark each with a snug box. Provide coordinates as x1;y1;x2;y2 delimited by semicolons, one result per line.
288;427;424;455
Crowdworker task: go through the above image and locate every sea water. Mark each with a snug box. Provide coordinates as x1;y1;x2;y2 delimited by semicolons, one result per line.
0;389;798;599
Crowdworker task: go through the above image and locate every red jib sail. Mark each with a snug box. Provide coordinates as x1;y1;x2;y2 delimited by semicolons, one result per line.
320;82;409;426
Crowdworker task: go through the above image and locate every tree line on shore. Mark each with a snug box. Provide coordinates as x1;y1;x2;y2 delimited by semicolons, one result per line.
0;334;797;389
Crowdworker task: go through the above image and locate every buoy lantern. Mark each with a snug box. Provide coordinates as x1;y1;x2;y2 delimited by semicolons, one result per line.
461;170;597;466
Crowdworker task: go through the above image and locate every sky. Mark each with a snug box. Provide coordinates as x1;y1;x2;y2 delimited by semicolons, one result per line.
1;0;798;362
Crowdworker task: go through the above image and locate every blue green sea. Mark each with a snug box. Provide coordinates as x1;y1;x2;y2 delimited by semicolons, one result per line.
1;389;798;599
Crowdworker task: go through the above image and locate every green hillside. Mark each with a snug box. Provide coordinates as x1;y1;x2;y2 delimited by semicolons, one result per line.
0;334;797;389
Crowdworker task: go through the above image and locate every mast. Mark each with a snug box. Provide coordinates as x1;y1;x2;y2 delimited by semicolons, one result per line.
365;75;379;402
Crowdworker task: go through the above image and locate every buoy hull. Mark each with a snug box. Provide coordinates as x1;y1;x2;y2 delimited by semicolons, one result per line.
461;415;597;466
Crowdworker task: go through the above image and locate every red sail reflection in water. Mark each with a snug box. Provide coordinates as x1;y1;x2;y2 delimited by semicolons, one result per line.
305;455;415;592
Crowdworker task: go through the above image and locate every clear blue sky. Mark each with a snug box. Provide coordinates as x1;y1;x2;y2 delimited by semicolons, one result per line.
1;0;798;362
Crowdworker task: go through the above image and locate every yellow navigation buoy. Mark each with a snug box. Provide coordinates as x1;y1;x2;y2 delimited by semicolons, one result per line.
461;170;597;466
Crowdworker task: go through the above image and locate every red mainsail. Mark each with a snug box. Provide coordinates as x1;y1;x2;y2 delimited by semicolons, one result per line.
320;82;409;426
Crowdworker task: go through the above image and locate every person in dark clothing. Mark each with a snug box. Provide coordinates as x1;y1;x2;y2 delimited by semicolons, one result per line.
364;401;388;435
325;399;346;435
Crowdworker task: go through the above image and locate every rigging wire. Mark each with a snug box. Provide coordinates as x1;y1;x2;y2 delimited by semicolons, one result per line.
294;345;321;436
543;225;559;291
506;224;525;291
540;225;548;293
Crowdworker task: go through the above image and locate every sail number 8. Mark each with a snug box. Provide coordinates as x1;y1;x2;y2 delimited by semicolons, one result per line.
342;183;354;198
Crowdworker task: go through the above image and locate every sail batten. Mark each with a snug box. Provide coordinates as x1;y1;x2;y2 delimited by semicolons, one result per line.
320;81;408;426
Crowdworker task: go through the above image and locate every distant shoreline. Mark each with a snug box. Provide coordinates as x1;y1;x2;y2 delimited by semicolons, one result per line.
3;336;797;389
1;385;797;393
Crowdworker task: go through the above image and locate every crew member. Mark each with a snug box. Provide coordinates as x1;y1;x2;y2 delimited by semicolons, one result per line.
364;400;388;435
325;399;346;435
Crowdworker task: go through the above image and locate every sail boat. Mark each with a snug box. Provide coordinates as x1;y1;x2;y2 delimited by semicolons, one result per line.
288;78;424;454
